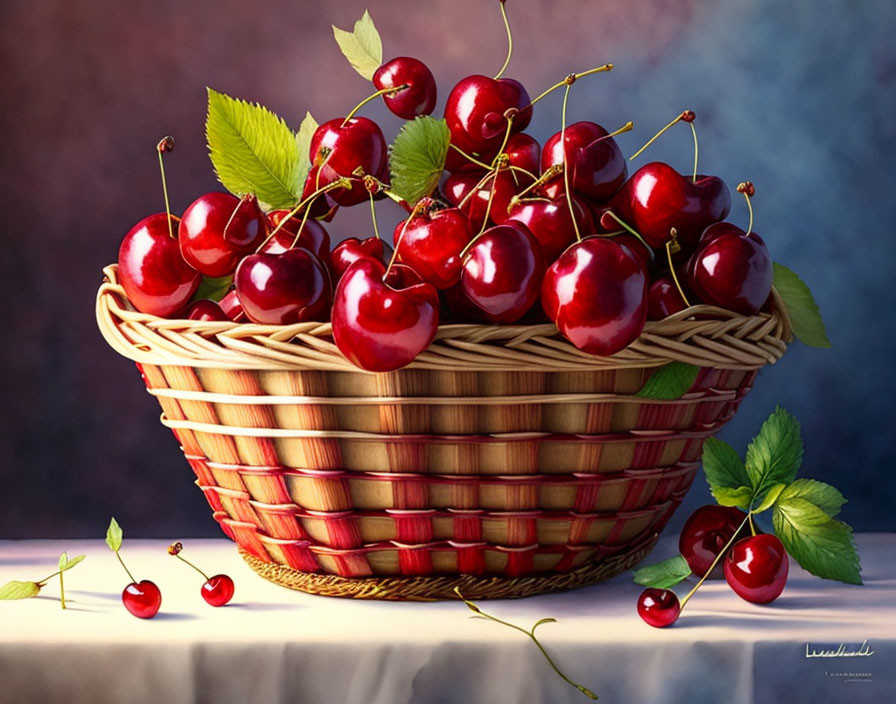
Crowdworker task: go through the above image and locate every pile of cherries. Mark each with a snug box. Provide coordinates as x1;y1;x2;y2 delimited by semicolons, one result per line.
116;8;775;373
637;505;789;628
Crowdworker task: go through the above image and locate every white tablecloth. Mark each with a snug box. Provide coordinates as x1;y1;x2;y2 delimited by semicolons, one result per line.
1;534;893;704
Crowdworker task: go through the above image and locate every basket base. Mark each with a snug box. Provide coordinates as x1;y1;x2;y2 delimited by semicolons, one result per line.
238;533;659;601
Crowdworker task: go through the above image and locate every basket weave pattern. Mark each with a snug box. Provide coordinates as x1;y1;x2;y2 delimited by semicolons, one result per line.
97;265;791;599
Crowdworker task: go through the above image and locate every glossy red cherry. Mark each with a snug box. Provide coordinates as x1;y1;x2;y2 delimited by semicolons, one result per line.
393;206;474;289
309;117;387;207
679;505;749;577
542;237;648;355
647;272;690;320
122;580;162;619
265;211;331;260
506;194;594;263
332;258;439;372
686;222;773;315
443;75;532;154
460;223;544;323
609;163;731;249
331;237;392;279
179;193;267;277
118;213;201;317
637;588;680;628
201;574;235;607
219;289;247;322
185;299;229;321
724;534;789;604
234;248;330;324
541;122;627;202
443;169;521;228
373;56;437;119
502;133;541;175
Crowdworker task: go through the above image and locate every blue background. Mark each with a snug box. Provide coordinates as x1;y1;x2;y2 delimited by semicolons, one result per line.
0;0;893;537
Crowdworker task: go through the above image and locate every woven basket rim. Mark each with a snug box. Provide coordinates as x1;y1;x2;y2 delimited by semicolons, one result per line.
97;264;792;372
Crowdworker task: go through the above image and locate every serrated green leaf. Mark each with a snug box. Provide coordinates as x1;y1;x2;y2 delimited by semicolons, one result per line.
0;580;41;600
702;437;752;503
295;111;318;186
778;479;845;517
206;88;301;210
389;116;451;204
773;496;862;584
713;485;754;509
332;10;383;80
59;554;86;573
191;275;233;304
753;483;787;513
636;362;700;400
632;555;692;589
106;517;123;552
773;262;831;348
745;406;803;503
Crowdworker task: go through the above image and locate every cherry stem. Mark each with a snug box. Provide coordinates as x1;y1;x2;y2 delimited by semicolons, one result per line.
740;186;754;234
386;199;428;276
689;121;699;183
342;85;408;125
477;166;501;236
449;144;493;171
526;64;613;109
560;83;583;243
601;210;649;250
157;140;174;239
59;564;66;610
511;164;563;205
222;195;247;243
257;179;350;252
453;588;598;700
115;551;137;584
456;169;498;211
749;512;757;537
587;121;634;148
173;553;209;581
629;110;692;162
494;0;513;80
679;512;752;612
368;191;381;241
665;232;692;307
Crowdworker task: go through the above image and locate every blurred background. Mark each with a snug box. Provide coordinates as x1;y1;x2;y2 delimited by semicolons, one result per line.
1;0;893;538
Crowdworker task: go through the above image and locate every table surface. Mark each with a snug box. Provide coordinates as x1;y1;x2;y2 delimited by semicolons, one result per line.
1;534;893;704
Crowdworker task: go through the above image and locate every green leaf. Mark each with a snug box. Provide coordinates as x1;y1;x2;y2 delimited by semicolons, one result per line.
295;111;318;186
702;437;753;507
206;88;302;210
745;406;803;503
59;554;86;573
106;517;123;553
191;275;233;303
632;555;692;589
332;10;383;80
777;479;845;518
389;116;451;205
58;551;68;570
773;496;862;584
753;483;787;513
773;262;831;348
636;362;700;400
0;580;41;600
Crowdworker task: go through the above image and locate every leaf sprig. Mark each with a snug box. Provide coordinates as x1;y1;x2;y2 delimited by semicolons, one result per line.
332;10;383;81
0;552;86;609
634;406;862;589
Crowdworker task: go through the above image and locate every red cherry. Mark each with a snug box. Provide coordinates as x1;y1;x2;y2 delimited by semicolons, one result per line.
443;170;521;229
679;505;750;577
309;117;387;207
506;194;594;264
373;57;437;119
265;211;331;259
724;534;789;604
609;162;731;249
201;574;235;607
647;272;690;320
300;166;340;219
219;289;247;322
443;75;532;155
460;223;545;323
542;236;648;355
393;206;474;289
332;258;439;372
637;588;680;628
118;213;201;317
502;133;541;175
686;222;773;315
234;248;331;324
331;237;392;280
179;193;267;277
122;580;162;619
541;121;627;202
185;299;229;321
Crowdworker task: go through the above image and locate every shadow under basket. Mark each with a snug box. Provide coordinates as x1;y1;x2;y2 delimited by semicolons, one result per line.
96;264;791;600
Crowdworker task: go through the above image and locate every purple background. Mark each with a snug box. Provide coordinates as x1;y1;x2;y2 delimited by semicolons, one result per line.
1;0;894;538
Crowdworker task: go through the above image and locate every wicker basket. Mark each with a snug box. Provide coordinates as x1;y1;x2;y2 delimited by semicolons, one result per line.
96;264;791;600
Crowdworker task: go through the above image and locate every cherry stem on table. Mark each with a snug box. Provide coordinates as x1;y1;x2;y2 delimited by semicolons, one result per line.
115;551;137;584
342;85;408;125
679;512;753;612
59;565;66;610
494;0;513;80
526;64;613;110
173;553;209;581
560;83;583;242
